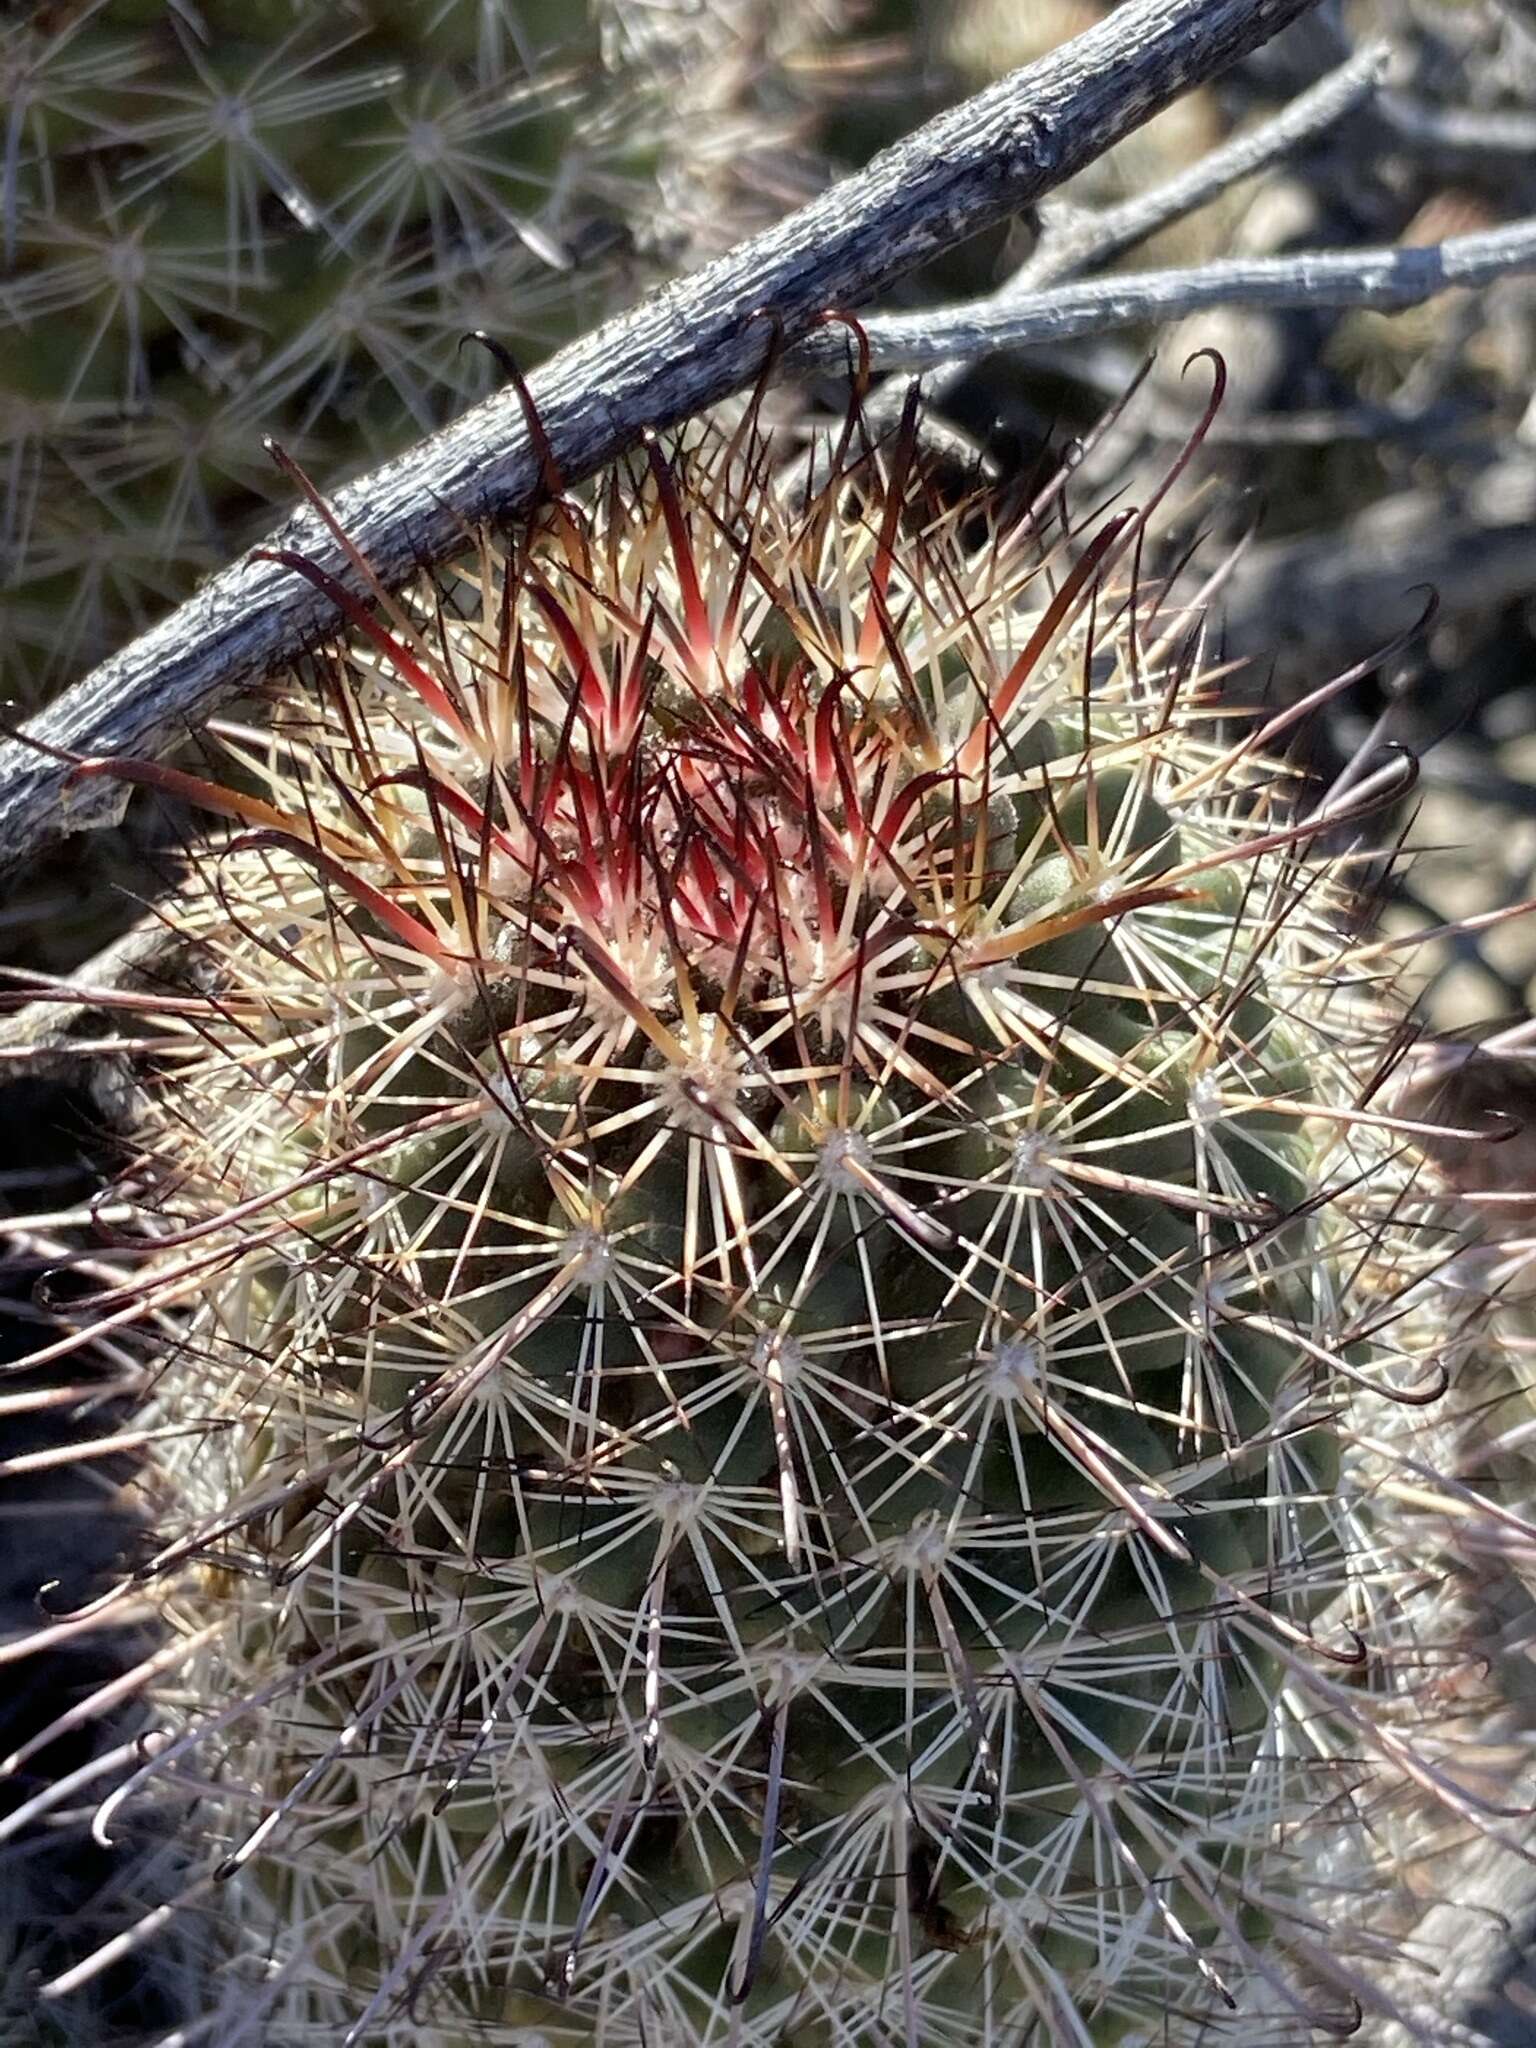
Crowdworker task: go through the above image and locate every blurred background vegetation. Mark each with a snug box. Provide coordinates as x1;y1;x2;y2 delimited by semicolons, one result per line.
5;1;1536;2040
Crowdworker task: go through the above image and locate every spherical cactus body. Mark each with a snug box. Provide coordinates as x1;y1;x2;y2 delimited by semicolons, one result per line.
70;397;1464;2043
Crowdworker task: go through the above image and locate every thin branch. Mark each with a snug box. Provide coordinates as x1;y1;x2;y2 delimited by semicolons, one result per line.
1013;39;1390;293
0;0;1322;877
0;918;184;1082
796;217;1536;374
1376;87;1536;160
785;40;1387;497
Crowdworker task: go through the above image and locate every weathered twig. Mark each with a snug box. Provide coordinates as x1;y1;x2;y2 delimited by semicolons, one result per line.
0;918;186;1083
0;0;1322;878
1012;39;1389;294
798;217;1536;373
1376;88;1536;162
785;39;1388;500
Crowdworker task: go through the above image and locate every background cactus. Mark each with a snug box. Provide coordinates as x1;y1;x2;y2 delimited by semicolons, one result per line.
0;0;852;715
0;0;579;706
32;388;1483;2043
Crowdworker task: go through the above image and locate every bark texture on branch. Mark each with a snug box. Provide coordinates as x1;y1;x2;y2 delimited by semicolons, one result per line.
0;0;1321;877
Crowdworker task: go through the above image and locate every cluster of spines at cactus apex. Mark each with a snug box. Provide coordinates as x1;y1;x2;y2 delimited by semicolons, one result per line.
31;368;1501;2045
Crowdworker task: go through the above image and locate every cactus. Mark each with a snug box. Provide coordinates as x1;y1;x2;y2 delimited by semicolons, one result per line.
44;388;1478;2044
0;1;850;710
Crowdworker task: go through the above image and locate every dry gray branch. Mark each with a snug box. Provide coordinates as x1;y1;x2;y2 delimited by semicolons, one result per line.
1377;88;1536;160
0;0;1325;881
797;216;1536;372
784;39;1389;503
1012;38;1389;293
0;918;184;1084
